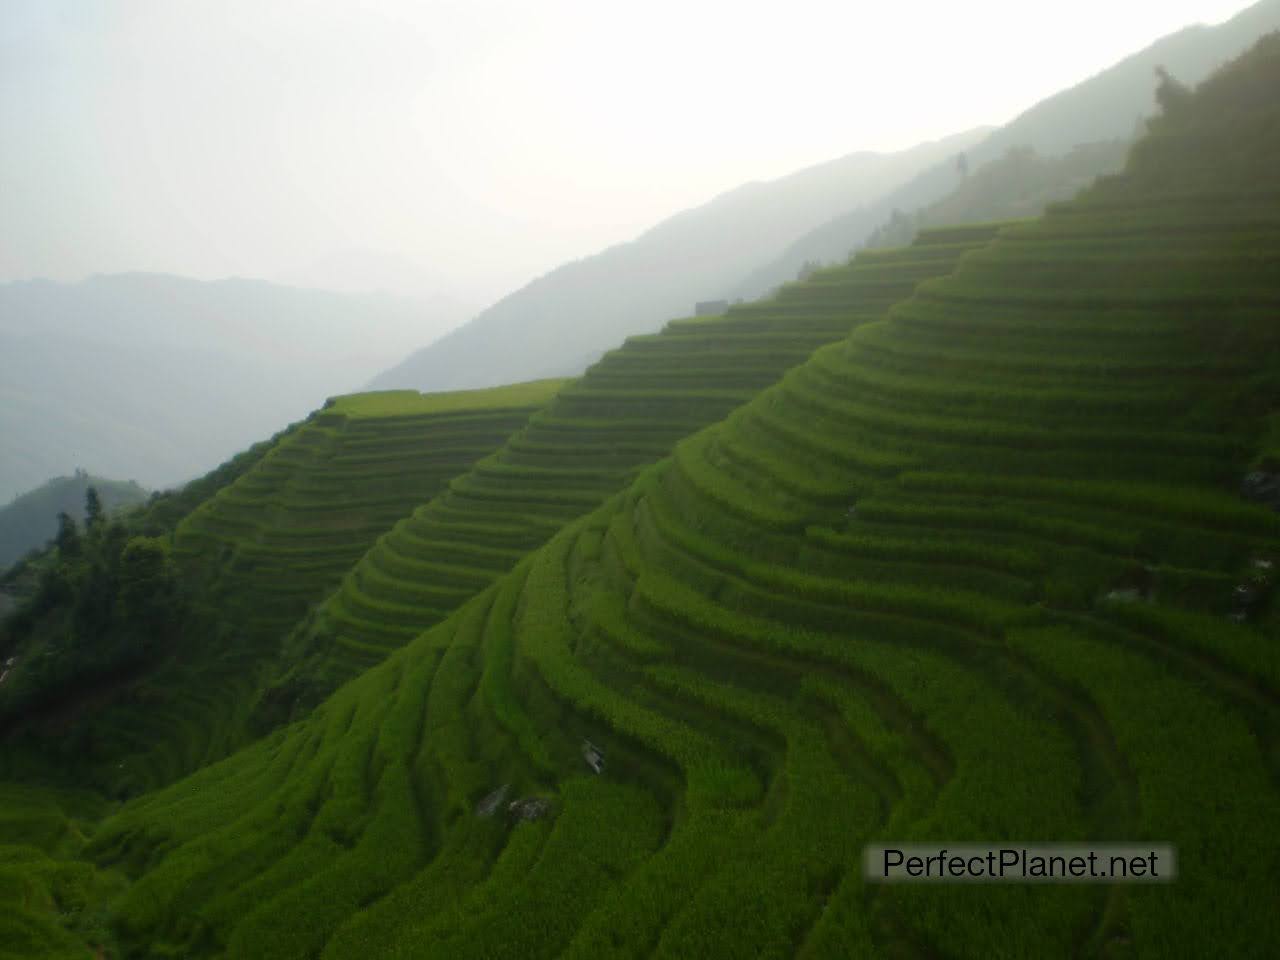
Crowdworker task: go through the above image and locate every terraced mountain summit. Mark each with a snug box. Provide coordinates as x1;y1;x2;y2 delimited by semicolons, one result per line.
81;35;1280;960
173;386;561;650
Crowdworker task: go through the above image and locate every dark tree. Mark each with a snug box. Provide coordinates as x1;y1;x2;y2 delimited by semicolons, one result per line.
55;512;81;559
85;486;103;530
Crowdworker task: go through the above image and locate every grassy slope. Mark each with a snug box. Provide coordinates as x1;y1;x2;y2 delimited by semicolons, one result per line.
171;384;561;650
1;385;561;800
128;384;563;791
0;784;125;960
276;227;1001;707
88;36;1280;959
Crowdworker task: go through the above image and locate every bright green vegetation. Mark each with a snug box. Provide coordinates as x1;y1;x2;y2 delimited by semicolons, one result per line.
0;784;125;959
280;227;1001;708
327;384;567;418
80;37;1280;958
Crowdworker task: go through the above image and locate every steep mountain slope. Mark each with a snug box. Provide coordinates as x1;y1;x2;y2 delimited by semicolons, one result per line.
90;34;1280;959
731;0;1280;298
368;129;988;393
0;472;148;570
0;384;560;796
0;274;468;503
277;226;1001;710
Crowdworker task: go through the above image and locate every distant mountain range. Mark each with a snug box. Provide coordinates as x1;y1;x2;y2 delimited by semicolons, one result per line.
0;275;468;503
368;128;989;392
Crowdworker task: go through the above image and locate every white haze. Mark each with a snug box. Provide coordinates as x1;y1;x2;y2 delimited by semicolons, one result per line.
0;0;1258;308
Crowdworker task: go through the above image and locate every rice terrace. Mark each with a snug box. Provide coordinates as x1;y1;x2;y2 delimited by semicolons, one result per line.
2;4;1280;959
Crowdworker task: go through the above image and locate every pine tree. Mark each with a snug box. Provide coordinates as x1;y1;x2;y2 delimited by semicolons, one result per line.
85;485;103;530
55;511;81;558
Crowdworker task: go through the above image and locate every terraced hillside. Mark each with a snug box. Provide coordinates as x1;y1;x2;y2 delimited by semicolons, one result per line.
0;784;124;959
87;37;1280;960
284;227;1001;701
72;384;561;793
174;386;557;641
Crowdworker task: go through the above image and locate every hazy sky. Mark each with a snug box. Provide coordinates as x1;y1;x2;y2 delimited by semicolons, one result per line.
0;0;1259;305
